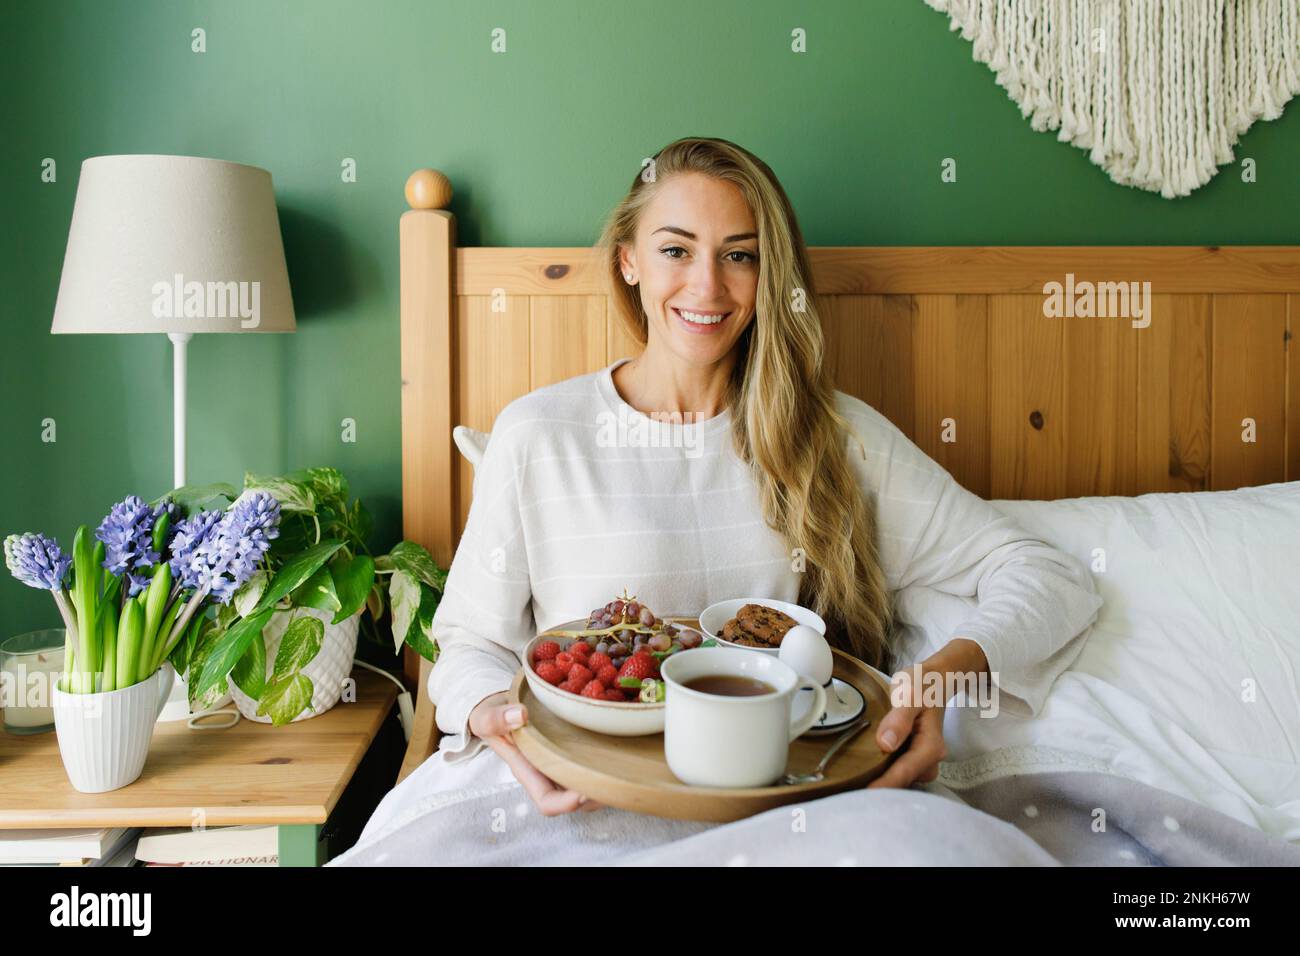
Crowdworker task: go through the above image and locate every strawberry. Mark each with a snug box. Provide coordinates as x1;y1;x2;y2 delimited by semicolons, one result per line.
536;661;565;685
596;664;618;686
535;640;561;662
581;680;606;699
616;653;656;683
568;664;594;687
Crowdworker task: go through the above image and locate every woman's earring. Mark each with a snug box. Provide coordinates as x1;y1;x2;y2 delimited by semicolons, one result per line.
624;272;635;283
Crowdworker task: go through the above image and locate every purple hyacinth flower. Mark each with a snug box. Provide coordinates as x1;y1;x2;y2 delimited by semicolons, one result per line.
95;495;172;597
4;533;72;591
168;509;224;590
169;492;281;604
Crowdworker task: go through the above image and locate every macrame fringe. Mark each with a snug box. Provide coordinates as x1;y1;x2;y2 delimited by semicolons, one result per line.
923;0;1300;197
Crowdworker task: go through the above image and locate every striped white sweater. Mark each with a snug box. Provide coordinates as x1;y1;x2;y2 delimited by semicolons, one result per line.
428;358;1104;762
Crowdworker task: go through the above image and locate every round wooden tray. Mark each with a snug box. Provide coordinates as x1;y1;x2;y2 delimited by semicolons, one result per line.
508;618;896;822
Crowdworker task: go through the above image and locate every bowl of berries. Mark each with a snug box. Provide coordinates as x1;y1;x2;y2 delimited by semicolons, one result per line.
523;591;711;736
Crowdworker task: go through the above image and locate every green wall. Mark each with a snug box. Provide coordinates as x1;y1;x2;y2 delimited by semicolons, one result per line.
3;0;1297;634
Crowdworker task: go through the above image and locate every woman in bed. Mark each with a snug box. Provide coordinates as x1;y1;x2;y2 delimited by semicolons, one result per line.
356;137;1103;837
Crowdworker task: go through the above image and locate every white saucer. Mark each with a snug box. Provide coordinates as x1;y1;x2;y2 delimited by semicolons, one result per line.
793;677;866;736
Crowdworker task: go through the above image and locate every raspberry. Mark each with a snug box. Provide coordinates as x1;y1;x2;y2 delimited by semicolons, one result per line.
555;651;575;671
535;640;561;662
588;652;612;672
568;664;594;686
570;641;593;658
603;687;626;701
536;661;565;685
560;678;585;695
581;680;606;699
596;664;618;686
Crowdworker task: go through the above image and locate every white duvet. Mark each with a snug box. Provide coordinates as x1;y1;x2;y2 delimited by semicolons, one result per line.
894;480;1300;842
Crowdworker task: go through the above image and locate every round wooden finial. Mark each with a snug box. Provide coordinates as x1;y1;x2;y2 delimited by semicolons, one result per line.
405;169;452;210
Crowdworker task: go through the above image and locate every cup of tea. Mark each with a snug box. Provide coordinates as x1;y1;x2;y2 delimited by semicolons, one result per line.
660;647;826;788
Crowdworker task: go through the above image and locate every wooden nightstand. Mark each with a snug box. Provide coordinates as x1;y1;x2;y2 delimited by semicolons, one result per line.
0;668;399;866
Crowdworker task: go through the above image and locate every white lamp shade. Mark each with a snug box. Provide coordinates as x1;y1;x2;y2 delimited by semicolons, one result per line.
51;155;296;334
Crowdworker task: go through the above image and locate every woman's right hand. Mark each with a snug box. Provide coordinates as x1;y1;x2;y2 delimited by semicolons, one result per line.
468;691;603;816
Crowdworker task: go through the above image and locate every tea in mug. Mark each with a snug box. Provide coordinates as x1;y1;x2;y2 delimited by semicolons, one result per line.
682;674;776;697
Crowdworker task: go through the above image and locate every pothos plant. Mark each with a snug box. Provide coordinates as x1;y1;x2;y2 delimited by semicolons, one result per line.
163;466;446;724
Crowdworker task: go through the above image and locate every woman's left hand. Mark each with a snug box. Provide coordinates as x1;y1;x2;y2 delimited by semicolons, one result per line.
868;660;951;790
867;639;988;788
867;667;948;789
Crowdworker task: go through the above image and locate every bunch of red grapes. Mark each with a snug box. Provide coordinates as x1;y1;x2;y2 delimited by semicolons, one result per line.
581;593;704;673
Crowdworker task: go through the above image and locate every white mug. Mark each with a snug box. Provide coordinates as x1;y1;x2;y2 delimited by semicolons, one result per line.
661;648;826;788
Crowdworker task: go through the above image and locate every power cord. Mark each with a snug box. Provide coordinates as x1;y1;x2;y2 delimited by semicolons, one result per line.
351;658;415;742
187;705;240;730
180;660;415;741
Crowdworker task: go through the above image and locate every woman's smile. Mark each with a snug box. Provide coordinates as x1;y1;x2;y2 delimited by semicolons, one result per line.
672;306;731;333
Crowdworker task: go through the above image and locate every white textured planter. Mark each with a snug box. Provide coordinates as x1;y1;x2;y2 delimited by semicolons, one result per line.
228;606;360;724
51;662;174;794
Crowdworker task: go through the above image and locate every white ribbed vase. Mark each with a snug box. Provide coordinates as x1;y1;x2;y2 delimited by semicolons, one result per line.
51;662;174;793
228;607;360;724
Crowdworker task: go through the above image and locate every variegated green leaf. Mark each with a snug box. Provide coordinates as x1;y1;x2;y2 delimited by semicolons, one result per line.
243;472;317;514
388;541;446;592
293;563;341;615
257;673;314;726
389;569;420;655
233;570;268;618
271;615;324;682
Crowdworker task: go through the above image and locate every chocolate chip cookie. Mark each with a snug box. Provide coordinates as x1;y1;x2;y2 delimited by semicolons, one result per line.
723;603;799;647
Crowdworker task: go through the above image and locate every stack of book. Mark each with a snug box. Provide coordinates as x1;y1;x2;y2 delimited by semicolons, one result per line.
0;828;141;867
135;825;278;867
0;824;279;866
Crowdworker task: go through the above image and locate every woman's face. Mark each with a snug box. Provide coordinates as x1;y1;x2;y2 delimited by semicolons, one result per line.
620;172;759;367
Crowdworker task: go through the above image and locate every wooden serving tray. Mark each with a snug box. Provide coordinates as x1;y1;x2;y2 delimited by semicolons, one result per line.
508;618;896;822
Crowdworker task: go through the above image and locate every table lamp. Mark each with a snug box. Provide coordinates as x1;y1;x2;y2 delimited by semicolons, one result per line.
51;154;296;488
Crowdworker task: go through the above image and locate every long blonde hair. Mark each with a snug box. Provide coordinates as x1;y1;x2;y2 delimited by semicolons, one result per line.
596;137;896;669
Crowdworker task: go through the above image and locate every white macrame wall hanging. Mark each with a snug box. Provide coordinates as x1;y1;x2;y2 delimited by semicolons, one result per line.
923;0;1300;197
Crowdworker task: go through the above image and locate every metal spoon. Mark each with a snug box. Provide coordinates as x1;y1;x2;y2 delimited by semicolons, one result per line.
781;717;872;786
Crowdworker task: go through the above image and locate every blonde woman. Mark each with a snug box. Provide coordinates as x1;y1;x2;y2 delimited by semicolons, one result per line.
360;137;1103;834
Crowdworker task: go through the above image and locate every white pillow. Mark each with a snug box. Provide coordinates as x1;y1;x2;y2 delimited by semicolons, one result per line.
453;425;489;470
919;480;1300;838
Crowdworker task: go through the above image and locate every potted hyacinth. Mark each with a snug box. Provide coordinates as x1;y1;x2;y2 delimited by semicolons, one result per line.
4;490;281;792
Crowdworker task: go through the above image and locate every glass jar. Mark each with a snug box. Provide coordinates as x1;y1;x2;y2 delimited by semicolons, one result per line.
1;628;66;735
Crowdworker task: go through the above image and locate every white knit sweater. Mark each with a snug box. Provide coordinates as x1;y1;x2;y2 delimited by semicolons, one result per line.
428;358;1104;762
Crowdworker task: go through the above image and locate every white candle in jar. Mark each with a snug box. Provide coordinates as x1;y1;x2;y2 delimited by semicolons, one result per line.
1;643;65;730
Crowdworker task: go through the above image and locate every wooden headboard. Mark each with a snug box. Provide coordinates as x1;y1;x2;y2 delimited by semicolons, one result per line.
394;167;1300;781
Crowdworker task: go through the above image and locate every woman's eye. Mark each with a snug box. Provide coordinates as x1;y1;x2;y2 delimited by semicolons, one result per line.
660;246;757;264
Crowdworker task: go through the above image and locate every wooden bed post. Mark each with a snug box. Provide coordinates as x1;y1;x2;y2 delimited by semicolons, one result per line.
397;169;455;781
